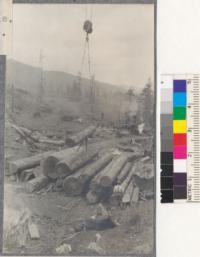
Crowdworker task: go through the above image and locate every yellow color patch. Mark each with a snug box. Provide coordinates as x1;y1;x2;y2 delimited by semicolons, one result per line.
173;120;187;133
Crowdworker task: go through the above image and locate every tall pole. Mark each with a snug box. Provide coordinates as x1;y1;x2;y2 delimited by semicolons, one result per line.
38;49;45;105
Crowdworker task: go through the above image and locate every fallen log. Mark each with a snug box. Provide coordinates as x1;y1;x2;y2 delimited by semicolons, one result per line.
65;125;96;146
62;169;84;196
80;153;113;184
121;166;136;194
89;160;114;193
9;151;53;175
122;180;134;204
42;147;82;179
100;154;130;187
56;149;99;178
38;138;65;146
116;162;132;184
63;153;113;196
117;144;135;152
25;175;50;193
131;186;139;206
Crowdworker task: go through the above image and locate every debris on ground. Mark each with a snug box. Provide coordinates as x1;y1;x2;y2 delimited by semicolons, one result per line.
56;243;72;254
87;242;106;255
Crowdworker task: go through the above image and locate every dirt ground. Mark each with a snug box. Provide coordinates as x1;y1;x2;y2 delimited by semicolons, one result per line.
3;90;155;256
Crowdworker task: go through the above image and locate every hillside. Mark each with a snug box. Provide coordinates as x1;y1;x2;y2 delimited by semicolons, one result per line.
6;59;126;97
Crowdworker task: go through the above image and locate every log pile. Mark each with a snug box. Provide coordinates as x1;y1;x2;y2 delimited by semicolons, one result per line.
7;124;153;207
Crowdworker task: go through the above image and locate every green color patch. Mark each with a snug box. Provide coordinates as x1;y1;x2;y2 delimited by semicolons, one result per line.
173;107;186;120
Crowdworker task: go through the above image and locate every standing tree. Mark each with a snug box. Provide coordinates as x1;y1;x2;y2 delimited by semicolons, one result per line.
141;78;154;127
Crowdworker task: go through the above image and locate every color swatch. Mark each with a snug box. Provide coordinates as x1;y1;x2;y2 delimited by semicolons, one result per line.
173;79;187;200
160;76;188;203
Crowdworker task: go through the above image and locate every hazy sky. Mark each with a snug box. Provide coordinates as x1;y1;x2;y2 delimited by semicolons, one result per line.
11;4;154;91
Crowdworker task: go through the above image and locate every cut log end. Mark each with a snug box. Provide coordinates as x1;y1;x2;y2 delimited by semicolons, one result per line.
86;191;99;204
42;156;59;179
56;162;71;179
100;176;112;187
63;176;83;196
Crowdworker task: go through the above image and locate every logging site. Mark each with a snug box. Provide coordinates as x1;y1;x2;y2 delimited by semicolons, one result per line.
3;3;155;256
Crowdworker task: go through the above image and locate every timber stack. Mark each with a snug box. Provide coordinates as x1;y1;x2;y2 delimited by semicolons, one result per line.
7;125;153;206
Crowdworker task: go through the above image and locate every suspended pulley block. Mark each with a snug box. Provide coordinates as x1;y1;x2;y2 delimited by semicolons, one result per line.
83;20;93;36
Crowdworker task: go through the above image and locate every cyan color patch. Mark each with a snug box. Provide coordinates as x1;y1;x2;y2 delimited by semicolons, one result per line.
173;92;186;106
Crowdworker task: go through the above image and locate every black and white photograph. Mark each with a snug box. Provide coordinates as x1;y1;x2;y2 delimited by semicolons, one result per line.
4;2;155;256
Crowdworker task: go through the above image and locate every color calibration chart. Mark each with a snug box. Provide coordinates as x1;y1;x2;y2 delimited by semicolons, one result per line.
161;74;200;203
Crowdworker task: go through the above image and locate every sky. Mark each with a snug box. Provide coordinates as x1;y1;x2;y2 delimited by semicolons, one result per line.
10;4;154;91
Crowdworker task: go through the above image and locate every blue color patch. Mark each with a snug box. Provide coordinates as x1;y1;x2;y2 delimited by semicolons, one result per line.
173;80;186;92
173;92;186;106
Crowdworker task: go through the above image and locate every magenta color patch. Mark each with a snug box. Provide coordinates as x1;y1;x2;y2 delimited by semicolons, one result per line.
173;145;187;159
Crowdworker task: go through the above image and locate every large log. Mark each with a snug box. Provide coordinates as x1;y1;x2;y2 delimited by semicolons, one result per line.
122;180;134;204
116;162;132;184
100;154;130;187
9;151;53;175
62;169;85;196
80;153;113;183
42;147;82;179
25;175;50;193
65;125;96;146
89;160;114;193
56;149;99;178
63;153;113;196
120;165;136;194
131;186;139;206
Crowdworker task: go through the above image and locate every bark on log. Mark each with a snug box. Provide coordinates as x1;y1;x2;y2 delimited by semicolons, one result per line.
42;147;82;179
9;151;53;175
120;166;136;194
131;186;139;205
100;155;130;187
89;160;114;193
122;180;134;204
63;153;113;196
117;162;132;184
80;153;113;184
55;149;98;179
65;125;96;146
25;175;50;193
